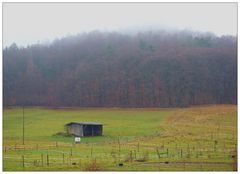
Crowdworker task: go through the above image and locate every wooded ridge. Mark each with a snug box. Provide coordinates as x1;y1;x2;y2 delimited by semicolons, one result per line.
3;30;237;107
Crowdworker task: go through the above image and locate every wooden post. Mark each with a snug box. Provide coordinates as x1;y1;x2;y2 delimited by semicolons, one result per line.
47;154;49;166
41;154;43;166
90;146;93;157
167;148;169;157
70;148;72;156
118;137;121;153
36;144;38;150
22;155;25;169
130;150;133;162
137;142;140;152
67;156;69;167
63;153;65;164
117;137;121;162
156;148;160;159
180;149;183;158
214;140;217;152
79;159;81;168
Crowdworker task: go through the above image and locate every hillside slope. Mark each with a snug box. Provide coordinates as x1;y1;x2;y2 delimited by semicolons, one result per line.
3;30;237;107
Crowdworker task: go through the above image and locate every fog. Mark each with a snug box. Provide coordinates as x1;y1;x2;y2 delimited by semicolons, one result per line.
3;3;237;47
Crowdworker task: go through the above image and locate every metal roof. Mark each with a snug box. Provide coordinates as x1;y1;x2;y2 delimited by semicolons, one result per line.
65;122;103;126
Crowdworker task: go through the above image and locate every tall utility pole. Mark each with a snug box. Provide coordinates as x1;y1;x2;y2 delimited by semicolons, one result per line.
23;106;25;145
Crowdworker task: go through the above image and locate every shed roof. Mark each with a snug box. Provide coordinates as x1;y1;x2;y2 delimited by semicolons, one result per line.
65;122;103;126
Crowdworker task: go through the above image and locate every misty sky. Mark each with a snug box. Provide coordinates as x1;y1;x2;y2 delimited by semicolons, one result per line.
3;3;237;47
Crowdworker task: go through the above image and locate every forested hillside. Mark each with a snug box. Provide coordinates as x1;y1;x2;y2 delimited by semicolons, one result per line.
3;30;237;107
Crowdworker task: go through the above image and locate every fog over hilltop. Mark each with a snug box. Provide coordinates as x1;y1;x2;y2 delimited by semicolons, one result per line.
3;3;237;47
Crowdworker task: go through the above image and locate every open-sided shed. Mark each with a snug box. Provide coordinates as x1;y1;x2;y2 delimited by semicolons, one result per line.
65;122;103;137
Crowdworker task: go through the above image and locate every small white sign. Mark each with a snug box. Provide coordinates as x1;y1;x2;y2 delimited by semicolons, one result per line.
75;137;81;143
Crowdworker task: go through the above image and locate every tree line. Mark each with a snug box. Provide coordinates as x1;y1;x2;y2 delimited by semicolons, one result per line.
3;30;237;107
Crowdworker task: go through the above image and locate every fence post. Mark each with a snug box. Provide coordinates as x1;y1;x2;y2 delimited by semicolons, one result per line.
41;154;43;166
156;147;160;159
63;153;65;164
22;155;25;169
79;159;81;168
118;137;121;153
214;140;217;152
90;147;92;157
47;154;49;166
130;150;133;162
69;154;72;165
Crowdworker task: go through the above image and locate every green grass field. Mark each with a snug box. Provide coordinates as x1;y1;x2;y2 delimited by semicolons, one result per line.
3;105;237;171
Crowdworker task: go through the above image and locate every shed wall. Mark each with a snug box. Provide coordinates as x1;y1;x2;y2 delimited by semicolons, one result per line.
66;124;83;136
66;124;103;137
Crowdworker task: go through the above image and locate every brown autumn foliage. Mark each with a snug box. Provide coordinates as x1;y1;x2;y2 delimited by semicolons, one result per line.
3;30;237;107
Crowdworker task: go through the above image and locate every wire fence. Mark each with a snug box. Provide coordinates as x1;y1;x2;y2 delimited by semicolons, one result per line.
3;141;237;171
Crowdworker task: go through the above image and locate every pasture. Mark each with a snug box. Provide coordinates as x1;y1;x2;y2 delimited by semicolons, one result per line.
3;105;237;171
